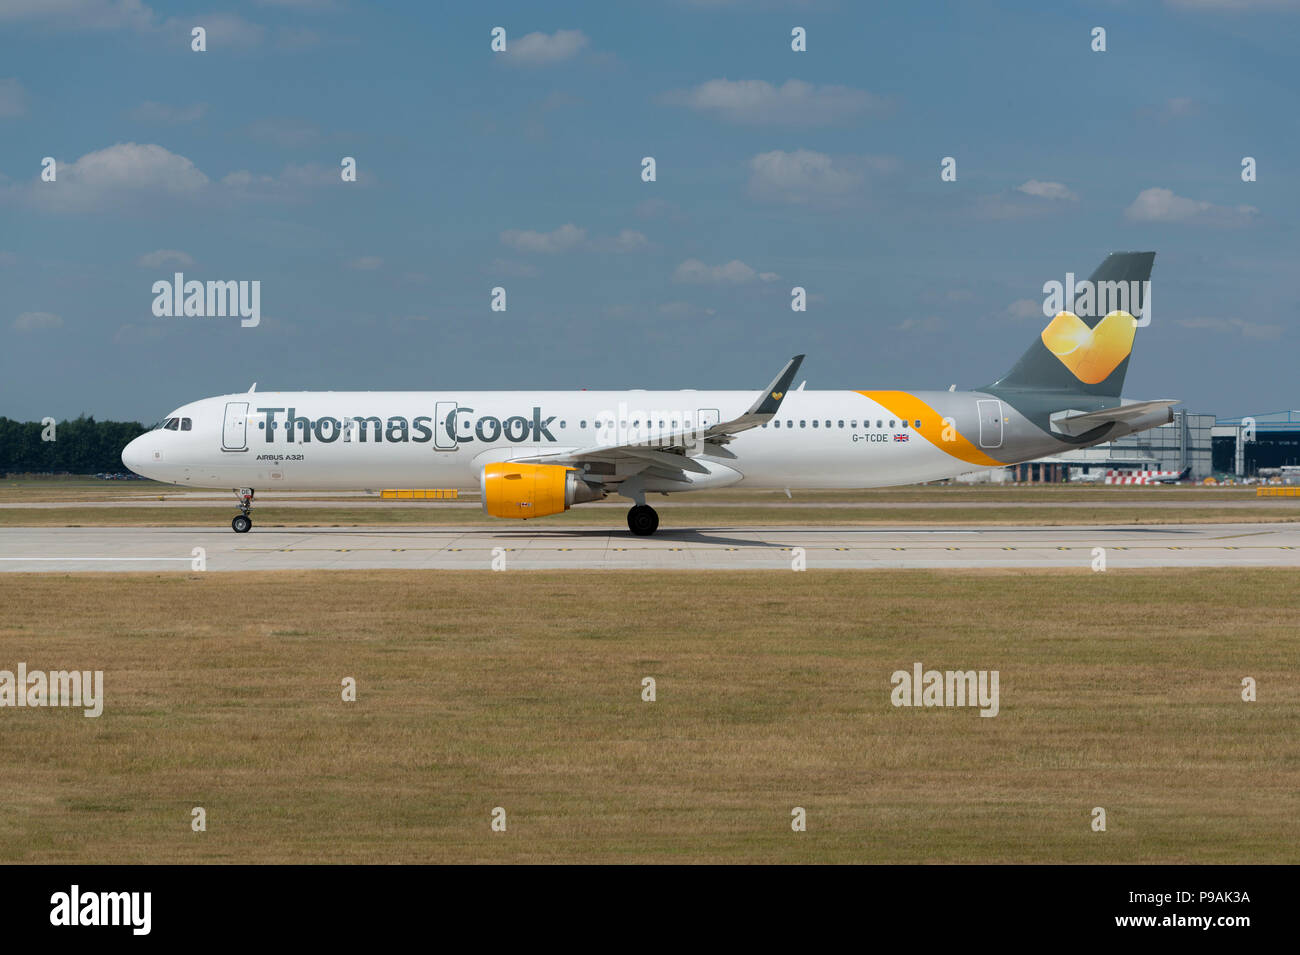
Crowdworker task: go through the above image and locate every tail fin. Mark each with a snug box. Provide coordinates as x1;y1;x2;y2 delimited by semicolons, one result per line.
988;251;1155;400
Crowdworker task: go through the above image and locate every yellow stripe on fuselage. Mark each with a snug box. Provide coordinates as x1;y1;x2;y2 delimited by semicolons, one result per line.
857;390;1007;468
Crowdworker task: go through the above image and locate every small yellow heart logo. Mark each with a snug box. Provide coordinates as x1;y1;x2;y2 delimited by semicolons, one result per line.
772;391;784;400
1040;311;1137;384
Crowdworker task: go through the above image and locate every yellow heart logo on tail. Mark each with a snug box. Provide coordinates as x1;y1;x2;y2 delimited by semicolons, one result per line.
772;391;784;400
1040;311;1137;384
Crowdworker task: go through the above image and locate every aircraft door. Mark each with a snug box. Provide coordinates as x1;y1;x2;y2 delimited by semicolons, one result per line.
222;401;249;451
977;399;1003;449
434;401;458;450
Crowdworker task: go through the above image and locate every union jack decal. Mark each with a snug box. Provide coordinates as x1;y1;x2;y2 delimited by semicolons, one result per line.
894;433;909;442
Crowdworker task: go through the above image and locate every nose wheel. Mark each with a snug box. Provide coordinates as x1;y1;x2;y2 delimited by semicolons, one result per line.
231;488;254;533
627;504;659;536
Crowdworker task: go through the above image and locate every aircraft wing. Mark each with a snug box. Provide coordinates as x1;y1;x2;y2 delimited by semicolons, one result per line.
510;355;804;483
1049;399;1179;438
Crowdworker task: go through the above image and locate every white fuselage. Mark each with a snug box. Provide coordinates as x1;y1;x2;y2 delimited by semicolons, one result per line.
122;389;1025;492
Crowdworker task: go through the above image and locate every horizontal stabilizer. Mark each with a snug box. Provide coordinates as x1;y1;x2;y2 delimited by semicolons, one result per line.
1049;399;1178;438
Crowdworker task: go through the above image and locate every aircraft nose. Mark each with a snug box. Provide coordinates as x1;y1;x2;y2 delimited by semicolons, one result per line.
121;435;148;475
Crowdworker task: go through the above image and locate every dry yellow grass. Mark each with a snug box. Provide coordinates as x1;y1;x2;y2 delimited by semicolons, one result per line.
0;569;1295;863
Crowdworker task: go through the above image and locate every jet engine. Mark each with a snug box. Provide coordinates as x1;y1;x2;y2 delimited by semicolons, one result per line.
481;462;606;519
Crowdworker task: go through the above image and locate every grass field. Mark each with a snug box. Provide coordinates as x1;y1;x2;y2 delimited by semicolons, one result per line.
1;569;1295;863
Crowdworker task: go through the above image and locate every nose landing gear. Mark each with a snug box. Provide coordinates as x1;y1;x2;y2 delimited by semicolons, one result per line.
627;504;659;536
231;488;254;533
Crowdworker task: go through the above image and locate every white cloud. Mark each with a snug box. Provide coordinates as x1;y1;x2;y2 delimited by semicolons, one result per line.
347;256;383;270
221;161;354;196
0;78;27;118
506;29;589;65
1015;179;1078;201
1006;298;1045;320
167;13;265;47
0;0;155;31
13;311;63;331
747;149;863;203
592;229;648;253
1176;317;1283;340
138;249;194;268
500;223;586;253
658;301;717;318
1125;187;1258;226
129;101;207;123
673;258;777;285
489;258;542;278
669;78;888;126
0;2;268;48
20;142;209;211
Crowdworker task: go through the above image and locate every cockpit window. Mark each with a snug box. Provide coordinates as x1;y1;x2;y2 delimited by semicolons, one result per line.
164;418;180;431
181;418;192;431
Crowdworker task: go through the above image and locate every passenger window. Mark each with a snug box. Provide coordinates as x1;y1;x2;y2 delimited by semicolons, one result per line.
774;421;780;428
889;420;896;428
838;420;844;428
914;419;921;428
800;420;806;428
851;420;858;428
181;418;192;431
580;420;587;428
812;420;819;428
560;421;566;429
786;420;792;427
825;420;831;428
876;420;882;428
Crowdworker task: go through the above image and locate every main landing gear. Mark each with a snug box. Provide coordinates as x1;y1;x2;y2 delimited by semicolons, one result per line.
231;488;254;533
627;504;659;536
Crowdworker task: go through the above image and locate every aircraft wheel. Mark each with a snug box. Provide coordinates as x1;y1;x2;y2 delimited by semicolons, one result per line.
627;504;659;536
232;515;252;534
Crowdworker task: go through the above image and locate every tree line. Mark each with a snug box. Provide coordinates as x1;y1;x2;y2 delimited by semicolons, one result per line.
0;416;148;475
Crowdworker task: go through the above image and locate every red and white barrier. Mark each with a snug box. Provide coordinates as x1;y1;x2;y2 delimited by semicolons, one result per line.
1103;469;1182;485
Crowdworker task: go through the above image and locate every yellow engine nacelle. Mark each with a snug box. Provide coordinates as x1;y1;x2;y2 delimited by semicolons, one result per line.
481;462;605;519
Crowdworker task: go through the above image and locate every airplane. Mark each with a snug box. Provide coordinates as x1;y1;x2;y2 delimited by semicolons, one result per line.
122;251;1177;536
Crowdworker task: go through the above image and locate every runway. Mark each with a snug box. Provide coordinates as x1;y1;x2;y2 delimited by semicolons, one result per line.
2;523;1299;571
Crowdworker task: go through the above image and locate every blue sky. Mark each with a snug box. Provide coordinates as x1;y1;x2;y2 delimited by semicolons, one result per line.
2;0;1297;423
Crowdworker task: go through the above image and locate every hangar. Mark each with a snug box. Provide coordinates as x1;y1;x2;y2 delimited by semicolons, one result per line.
1213;411;1300;476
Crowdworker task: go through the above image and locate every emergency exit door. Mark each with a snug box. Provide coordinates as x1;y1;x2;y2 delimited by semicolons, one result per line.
222;401;249;451
434;401;458;450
